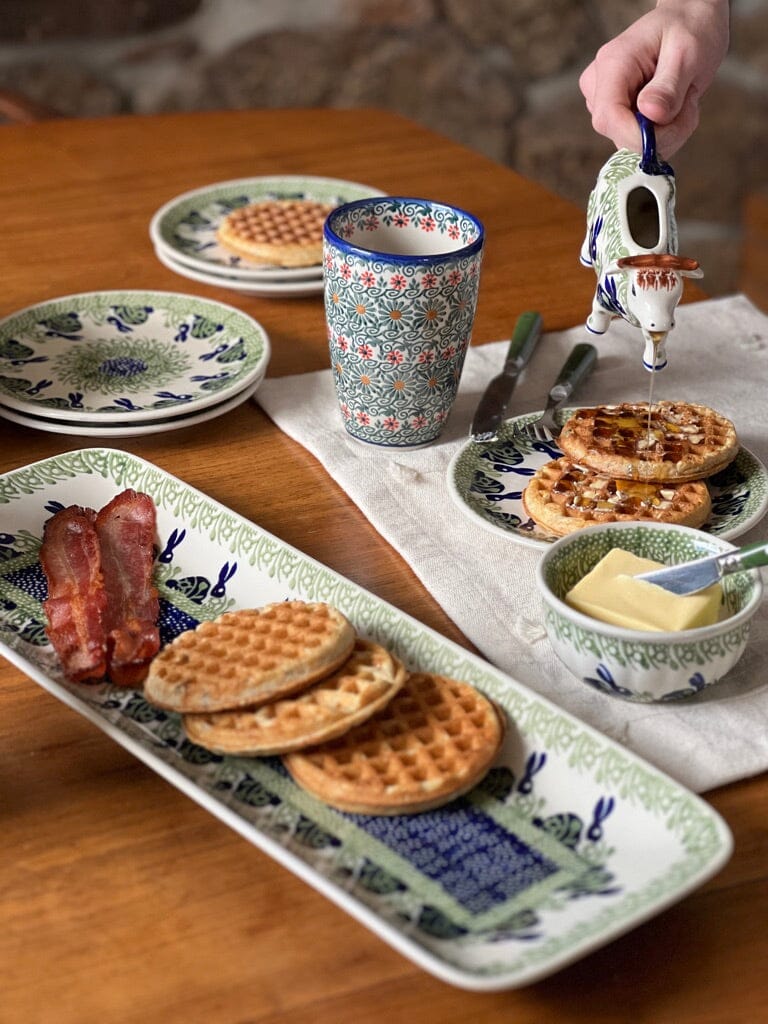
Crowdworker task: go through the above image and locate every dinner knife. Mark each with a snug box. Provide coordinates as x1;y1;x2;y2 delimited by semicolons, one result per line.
635;539;768;595
470;311;543;442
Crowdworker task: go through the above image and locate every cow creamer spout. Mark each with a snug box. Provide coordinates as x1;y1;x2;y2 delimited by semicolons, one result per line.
580;113;703;373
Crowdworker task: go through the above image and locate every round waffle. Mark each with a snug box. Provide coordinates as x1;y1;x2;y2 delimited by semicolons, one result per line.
183;639;407;756
522;456;712;536
144;601;355;713
557;401;738;483
284;672;505;815
216;199;333;267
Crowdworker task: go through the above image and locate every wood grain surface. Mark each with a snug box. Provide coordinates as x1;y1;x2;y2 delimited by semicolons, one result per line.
0;108;763;1024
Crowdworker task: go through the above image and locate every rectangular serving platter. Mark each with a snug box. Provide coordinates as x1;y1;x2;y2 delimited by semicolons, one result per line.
0;448;732;991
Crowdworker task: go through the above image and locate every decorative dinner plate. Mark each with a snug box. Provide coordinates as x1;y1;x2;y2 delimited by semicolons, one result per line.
150;175;383;279
0;290;270;424
448;410;768;551
154;245;324;299
0;370;264;438
0;448;732;991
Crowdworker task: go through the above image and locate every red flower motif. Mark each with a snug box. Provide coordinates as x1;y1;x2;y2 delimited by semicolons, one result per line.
411;415;428;429
386;350;404;365
421;215;436;232
390;274;407;290
358;344;374;359
340;263;352;279
355;411;371;425
448;269;462;286
421;272;438;289
383;416;400;431
360;270;377;287
393;213;410;228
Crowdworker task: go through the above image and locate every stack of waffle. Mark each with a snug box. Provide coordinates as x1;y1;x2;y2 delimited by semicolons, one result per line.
145;600;504;815
522;401;739;537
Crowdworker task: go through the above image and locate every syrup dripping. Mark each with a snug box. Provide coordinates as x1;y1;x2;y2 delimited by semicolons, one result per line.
646;333;665;442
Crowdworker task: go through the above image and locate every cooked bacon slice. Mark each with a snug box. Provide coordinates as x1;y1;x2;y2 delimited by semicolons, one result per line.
40;505;108;682
95;489;160;686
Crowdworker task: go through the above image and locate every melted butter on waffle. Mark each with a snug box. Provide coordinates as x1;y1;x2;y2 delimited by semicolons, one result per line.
558;401;738;483
522;456;712;536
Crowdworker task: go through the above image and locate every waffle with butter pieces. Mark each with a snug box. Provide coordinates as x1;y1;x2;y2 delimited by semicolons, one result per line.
523;456;712;537
557;401;738;483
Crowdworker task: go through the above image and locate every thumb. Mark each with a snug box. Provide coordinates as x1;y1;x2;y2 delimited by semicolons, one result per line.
636;55;692;125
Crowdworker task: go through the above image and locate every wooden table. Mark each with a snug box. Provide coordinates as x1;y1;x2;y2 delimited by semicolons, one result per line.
0;109;763;1024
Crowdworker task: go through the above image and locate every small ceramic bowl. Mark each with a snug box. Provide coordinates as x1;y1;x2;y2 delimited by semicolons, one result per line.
536;522;763;703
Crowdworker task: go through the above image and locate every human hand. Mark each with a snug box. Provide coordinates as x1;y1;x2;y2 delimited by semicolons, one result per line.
579;0;730;157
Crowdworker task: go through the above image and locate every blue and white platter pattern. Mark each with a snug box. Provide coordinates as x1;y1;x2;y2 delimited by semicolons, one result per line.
150;174;384;283
448;410;768;551
0;290;270;425
0;448;733;991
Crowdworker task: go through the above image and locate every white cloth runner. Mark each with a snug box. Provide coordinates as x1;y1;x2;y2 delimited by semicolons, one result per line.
256;295;768;793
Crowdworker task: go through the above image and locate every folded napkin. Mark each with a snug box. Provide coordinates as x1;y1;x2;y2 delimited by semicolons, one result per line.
257;295;768;793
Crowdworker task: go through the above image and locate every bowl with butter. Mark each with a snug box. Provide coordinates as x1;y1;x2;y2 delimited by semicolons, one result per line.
536;522;763;702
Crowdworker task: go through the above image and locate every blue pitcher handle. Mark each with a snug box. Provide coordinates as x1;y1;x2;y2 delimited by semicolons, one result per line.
636;111;674;176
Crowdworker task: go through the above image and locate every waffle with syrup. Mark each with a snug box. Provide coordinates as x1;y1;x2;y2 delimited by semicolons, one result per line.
283;671;505;815
557;401;738;483
522;456;712;537
216;199;333;267
144;601;355;713
183;639;408;756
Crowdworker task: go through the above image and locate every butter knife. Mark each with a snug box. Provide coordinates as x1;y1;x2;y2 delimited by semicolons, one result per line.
635;539;768;595
470;311;543;442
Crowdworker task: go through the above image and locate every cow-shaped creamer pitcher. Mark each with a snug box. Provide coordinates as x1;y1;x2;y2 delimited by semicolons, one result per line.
580;112;703;372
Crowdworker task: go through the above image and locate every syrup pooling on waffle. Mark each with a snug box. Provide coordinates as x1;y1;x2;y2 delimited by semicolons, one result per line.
183;639;408;756
558;401;738;482
144;601;355;713
284;672;505;815
216;199;334;267
522;457;711;536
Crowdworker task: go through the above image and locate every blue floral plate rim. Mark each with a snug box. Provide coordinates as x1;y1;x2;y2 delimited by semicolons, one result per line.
0;448;733;991
150;174;384;280
0;289;270;424
447;409;768;551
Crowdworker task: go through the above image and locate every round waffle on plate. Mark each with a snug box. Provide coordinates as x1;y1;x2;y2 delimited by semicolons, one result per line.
522;456;712;537
216;199;333;267
144;601;355;713
557;401;738;483
183;639;407;756
284;671;505;815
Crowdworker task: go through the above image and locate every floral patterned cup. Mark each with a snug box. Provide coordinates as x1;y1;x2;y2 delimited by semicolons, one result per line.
323;196;484;448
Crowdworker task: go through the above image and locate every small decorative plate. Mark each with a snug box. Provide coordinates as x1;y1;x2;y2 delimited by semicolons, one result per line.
0;448;732;991
0;370;264;438
150;175;384;279
0;290;270;424
448;410;768;550
154;245;324;299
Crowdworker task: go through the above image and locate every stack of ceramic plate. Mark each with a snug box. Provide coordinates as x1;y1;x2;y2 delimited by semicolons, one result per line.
0;290;270;437
149;175;384;299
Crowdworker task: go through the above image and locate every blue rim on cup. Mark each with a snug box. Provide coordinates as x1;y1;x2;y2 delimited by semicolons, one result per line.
323;196;485;449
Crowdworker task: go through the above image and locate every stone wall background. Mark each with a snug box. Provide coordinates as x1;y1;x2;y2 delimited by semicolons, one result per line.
1;0;766;297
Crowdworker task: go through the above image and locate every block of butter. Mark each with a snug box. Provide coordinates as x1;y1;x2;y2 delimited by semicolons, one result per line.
565;547;723;632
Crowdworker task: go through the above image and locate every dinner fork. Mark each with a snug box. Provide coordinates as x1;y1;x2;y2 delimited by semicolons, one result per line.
515;342;597;442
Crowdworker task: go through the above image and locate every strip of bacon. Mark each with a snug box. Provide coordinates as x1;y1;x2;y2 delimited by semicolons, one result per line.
95;489;160;686
40;505;108;682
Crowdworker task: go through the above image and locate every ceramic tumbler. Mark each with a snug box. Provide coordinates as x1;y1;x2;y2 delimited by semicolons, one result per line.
323;196;484;448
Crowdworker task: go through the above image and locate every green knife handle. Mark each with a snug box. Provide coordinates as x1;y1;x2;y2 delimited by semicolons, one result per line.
549;342;598;403
502;311;543;373
725;539;768;574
